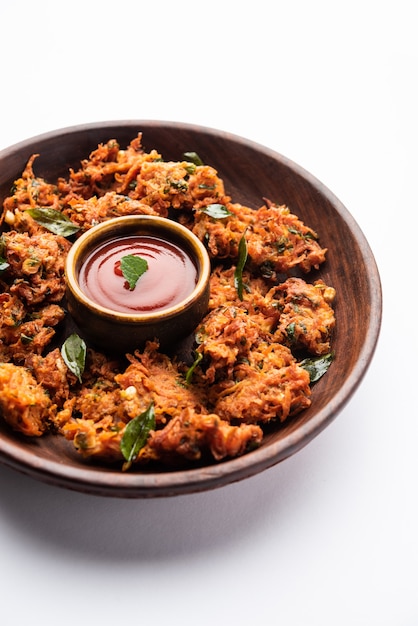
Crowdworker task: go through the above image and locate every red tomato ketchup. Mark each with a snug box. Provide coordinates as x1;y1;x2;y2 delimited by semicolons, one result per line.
79;235;198;314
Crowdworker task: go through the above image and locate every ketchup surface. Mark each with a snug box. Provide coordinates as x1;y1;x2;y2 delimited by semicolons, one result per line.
79;235;198;314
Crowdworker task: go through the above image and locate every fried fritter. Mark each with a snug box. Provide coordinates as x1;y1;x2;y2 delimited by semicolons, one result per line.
0;362;54;436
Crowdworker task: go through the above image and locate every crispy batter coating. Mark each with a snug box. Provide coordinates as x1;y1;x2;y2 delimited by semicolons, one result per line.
2;230;70;304
264;277;336;355
246;201;327;275
125;160;227;215
210;346;311;424
26;348;72;407
195;306;271;383
0;293;65;363
188;202;253;258
58;135;161;202
0;363;54;436
189;199;327;275
1;154;62;233
63;192;159;232
193;308;312;424
142;408;262;464
0;132;336;470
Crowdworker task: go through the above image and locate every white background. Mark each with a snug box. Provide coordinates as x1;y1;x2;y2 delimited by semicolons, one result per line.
0;1;417;624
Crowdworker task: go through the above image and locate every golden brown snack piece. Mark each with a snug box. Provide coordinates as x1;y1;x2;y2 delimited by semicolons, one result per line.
208;265;277;333
211;349;311;424
1;154;62;233
141;408;262;464
58;134;226;214
115;343;206;426
63;192;159;232
188;202;254;259
2;230;70;305
188;199;327;275
246;201;327;275
126;160;227;215
207;270;336;357
264;277;336;355
58;348;143;460
61;389;140;461
0;362;54;436
25;348;72;407
0;294;65;363
57;135;161;202
195;306;270;383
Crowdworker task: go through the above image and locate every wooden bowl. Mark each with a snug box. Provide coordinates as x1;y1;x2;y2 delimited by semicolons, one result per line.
0;121;382;498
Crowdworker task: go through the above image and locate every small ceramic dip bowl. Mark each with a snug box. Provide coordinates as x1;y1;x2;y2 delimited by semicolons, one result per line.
65;215;211;353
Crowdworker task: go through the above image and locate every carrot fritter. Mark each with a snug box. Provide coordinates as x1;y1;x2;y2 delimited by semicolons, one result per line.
115;344;262;464
57;136;161;202
264;277;336;355
58;134;227;216
208;265;277;332
188;202;253;258
189;199;327;276
63;192;159;232
125;160;227;215
2;230;70;305
1;154;62;233
141;408;262;464
0;288;65;363
0;362;54;436
25;348;72;407
210;345;311;424
115;344;206;426
195;306;270;383
246;201;327;275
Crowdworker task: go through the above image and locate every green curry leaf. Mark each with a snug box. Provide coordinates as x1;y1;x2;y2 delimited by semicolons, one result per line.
183;151;204;166
185;351;203;385
61;333;87;383
26;208;80;237
234;232;248;300
121;403;155;470
299;352;334;383
120;254;148;290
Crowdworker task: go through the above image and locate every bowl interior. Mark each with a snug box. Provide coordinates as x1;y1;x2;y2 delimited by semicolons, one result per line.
0;121;382;497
